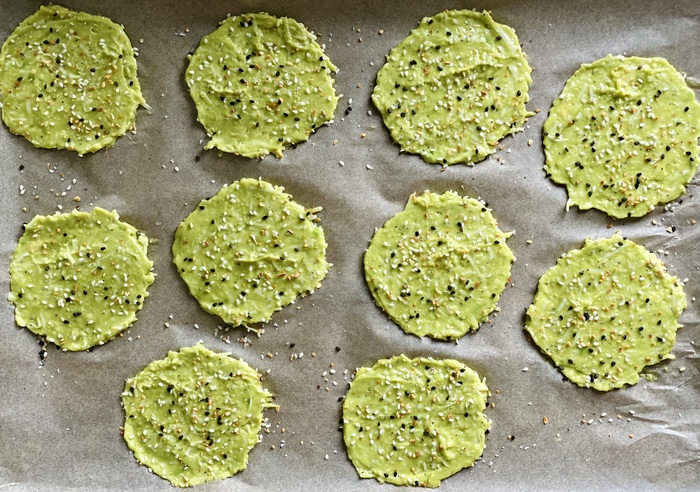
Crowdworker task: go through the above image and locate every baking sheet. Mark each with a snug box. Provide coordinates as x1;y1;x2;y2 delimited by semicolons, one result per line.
1;0;698;490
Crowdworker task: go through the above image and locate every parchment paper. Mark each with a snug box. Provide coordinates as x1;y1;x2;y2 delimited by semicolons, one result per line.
1;1;698;490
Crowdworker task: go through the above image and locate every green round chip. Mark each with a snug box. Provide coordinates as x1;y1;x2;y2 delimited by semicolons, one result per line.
543;55;700;218
364;191;514;340
172;178;330;327
525;234;686;391
9;207;154;351
121;344;274;487
372;9;532;165
185;12;337;158
343;355;490;487
0;5;145;154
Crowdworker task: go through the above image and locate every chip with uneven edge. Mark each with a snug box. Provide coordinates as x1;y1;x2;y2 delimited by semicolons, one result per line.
172;178;330;327
525;234;686;390
186;12;337;158
343;355;489;488
9;207;154;351
0;5;145;153
121;344;274;487
543;55;700;218
372;9;532;165
364;190;514;340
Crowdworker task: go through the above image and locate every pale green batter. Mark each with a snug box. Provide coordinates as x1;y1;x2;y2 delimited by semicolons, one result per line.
525;234;686;391
186;12;337;158
364;191;514;340
372;9;532;165
544;55;700;218
8;207;154;351
343;355;489;488
122;344;274;487
172;178;330;327
0;5;145;154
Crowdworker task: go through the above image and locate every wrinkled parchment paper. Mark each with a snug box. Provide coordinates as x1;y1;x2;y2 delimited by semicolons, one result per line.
1;1;698;490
